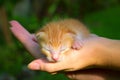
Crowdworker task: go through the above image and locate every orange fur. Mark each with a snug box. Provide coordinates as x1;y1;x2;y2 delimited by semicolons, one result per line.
35;19;90;62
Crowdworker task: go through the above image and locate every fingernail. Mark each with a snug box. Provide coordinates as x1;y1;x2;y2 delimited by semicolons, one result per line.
28;62;40;70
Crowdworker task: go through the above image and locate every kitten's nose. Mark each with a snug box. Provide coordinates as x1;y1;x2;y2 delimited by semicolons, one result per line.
52;54;59;61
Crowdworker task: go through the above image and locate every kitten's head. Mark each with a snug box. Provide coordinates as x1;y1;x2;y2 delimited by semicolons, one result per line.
35;23;75;62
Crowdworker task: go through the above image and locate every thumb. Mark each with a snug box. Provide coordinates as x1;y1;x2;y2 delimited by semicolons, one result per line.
28;59;69;73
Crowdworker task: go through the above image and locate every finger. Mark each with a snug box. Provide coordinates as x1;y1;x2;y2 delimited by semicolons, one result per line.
9;20;42;58
10;20;31;38
28;59;71;73
31;34;38;42
9;20;32;45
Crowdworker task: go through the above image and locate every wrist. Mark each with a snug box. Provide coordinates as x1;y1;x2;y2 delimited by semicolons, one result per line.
93;37;120;70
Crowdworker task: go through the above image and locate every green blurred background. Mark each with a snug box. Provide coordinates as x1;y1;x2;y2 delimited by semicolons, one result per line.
0;0;120;80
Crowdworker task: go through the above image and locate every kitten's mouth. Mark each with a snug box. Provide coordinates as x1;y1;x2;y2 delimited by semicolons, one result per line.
48;59;59;63
52;59;61;62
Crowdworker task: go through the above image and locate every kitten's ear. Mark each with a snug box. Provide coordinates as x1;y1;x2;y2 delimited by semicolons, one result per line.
64;32;76;39
35;31;46;39
67;29;76;34
65;30;76;36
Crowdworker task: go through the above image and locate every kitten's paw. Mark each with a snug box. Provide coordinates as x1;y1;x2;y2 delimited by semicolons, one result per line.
72;40;83;50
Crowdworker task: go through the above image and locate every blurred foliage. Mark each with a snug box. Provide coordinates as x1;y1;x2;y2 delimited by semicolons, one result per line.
0;0;120;80
84;5;120;39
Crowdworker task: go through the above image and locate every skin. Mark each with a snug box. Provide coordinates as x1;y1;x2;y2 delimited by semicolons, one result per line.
10;20;120;80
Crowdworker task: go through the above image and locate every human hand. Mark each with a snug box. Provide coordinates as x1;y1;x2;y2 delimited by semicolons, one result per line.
10;20;45;58
27;35;106;72
10;20;100;72
10;20;120;80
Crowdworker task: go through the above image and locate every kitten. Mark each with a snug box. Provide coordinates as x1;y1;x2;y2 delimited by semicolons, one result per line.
35;19;90;62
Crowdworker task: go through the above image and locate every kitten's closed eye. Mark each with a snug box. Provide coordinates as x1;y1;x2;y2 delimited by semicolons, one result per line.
42;47;50;52
60;46;67;51
59;46;70;54
60;48;66;52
